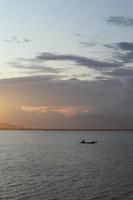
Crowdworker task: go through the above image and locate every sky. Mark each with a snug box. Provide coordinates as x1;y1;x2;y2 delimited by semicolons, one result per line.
0;0;133;129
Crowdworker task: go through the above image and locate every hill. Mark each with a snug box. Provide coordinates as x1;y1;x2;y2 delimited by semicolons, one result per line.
0;123;22;130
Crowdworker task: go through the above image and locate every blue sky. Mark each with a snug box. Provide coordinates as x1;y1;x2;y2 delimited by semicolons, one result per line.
0;0;133;78
0;0;133;128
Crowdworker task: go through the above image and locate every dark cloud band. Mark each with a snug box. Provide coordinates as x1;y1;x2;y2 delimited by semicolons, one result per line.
36;52;121;69
105;16;133;27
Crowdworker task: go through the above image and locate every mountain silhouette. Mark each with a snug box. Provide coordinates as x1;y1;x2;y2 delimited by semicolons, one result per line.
0;123;23;130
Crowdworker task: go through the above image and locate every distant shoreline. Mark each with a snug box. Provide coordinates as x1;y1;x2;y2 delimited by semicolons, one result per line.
0;129;133;131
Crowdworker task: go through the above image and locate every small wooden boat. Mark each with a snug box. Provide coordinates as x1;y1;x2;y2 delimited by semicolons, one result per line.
80;140;97;144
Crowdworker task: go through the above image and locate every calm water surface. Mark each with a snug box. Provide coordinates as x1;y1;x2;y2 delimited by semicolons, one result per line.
0;130;133;200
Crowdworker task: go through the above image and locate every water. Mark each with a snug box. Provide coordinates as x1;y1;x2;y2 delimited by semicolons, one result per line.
0;130;133;200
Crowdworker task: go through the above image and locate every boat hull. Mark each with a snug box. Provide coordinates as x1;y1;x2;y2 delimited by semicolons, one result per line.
80;141;97;144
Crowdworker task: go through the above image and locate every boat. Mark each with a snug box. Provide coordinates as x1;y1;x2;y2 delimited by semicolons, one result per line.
80;140;97;144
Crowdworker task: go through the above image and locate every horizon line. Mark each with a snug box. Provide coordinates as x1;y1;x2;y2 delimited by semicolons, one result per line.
0;128;133;131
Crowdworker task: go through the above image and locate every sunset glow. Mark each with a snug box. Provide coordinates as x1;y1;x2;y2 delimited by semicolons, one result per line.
22;106;90;117
0;0;132;129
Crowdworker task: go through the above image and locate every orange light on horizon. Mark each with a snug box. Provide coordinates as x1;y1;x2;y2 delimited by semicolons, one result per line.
22;105;90;116
0;97;9;114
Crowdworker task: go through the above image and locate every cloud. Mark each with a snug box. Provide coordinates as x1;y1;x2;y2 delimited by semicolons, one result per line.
35;52;121;69
115;42;133;51
105;16;133;27
2;36;32;44
0;75;133;128
22;105;90;117
79;41;97;47
75;33;84;37
8;51;122;81
104;41;133;63
105;42;133;51
23;38;32;43
103;68;133;79
0;75;123;108
116;52;133;63
10;60;64;74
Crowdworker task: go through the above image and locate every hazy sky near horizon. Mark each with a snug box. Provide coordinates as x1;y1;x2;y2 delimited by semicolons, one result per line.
0;0;133;128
